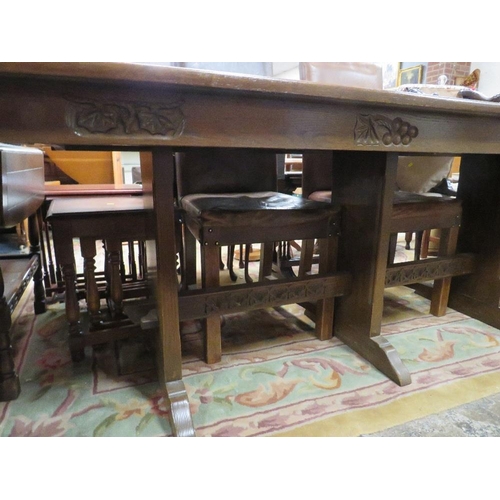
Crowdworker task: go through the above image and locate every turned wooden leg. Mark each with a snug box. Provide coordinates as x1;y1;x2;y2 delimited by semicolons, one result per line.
238;244;245;269
405;231;413;250
61;262;84;361
0;270;20;401
227;245;237;282
80;237;102;327
36;208;52;291
51;223;85;362
202;244;222;364
430;226;459;317
105;238;124;320
28;212;46;314
244;243;253;283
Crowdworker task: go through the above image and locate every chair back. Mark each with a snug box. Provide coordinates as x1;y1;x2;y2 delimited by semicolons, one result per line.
175;148;277;198
301;151;333;199
299;62;383;89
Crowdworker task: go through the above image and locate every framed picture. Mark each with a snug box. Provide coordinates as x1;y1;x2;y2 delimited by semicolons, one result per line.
397;65;423;86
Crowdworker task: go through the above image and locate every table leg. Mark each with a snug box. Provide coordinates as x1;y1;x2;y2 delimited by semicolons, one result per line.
80;237;102;327
52;224;85;362
0;269;20;401
105;238;125;320
142;149;195;437
28;212;46;314
331;151;411;386
449;154;500;327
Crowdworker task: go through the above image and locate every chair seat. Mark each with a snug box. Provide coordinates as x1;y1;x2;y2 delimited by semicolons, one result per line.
391;190;461;232
181;191;340;245
308;189;461;232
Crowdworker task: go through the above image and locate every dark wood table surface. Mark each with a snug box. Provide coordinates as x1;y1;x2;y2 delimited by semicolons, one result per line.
1;63;499;436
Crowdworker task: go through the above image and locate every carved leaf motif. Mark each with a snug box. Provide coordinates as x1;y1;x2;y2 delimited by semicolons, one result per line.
67;98;185;138
354;114;418;146
134;107;181;136
354;115;380;145
76;105;120;133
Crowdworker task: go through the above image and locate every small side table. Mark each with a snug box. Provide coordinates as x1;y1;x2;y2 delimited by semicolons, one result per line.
46;195;157;361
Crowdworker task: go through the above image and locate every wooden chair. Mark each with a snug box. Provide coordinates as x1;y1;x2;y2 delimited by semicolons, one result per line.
175;148;341;363
301;151;462;316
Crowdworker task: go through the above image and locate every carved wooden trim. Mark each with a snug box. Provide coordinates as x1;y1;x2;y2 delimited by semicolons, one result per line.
178;272;352;321
354;115;419;146
385;254;476;288
66;98;185;137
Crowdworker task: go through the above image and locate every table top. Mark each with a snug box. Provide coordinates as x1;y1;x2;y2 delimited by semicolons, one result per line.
46;195;148;218
1;63;500;155
0;62;494;113
45;183;143;197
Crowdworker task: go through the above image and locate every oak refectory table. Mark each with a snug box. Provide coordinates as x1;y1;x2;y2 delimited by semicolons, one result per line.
0;63;498;436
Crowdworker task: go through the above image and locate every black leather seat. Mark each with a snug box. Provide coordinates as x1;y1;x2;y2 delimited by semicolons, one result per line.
301;151;462;317
176;148;341;363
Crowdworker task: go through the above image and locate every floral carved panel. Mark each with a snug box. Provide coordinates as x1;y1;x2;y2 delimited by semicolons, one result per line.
66;98;185;138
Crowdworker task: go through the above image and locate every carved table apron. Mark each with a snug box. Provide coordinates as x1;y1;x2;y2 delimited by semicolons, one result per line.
1;63;500;437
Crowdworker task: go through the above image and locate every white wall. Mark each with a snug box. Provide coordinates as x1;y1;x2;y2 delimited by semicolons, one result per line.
121;151;141;184
470;62;500;96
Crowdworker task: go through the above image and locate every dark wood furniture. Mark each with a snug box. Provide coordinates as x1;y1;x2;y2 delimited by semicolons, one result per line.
0;63;498;437
0;257;41;400
301;151;463;316
175;148;343;364
41;183;145;298
46;195;156;361
0;143;46;401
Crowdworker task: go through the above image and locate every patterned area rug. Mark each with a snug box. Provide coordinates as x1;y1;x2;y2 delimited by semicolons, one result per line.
2;277;500;437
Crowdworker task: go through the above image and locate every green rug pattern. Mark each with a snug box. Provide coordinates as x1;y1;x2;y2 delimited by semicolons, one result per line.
2;284;500;437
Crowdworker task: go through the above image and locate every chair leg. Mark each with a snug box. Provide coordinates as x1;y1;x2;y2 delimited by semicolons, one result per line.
183;229;197;289
242;244;253;283
201;244;222;363
314;235;338;341
420;230;430;259
298;239;315;278
414;230;423;260
219;247;225;270
259;242;274;281
405;231;413;250
238;244;245;269
227;245;237;282
388;233;398;264
430;226;459;317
